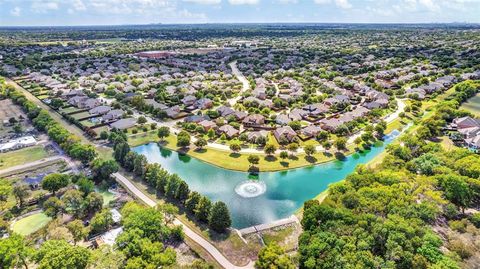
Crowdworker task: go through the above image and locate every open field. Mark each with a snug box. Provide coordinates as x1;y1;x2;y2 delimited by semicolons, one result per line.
0;146;51;169
11;212;52;236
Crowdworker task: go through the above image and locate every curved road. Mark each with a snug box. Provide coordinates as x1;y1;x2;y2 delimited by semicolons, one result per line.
112;172;255;269
229;61;251;106
6;79;249;268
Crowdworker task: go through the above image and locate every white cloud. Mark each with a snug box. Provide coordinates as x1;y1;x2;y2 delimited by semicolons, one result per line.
31;1;59;13
183;0;222;4
72;0;86;11
314;0;352;9
10;7;21;16
228;0;259;5
277;0;298;3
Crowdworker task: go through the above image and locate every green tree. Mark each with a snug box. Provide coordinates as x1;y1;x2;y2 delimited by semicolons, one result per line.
34;240;91;269
43;197;65;218
208;201;232;233
304;145;316;156
264;143;277;156
438;174;473;213
90;209;113;234
195;196;212;222
185;191;202;214
84;192;104;214
157;126;170;141
175;180;190;202
194;138;207;150
334;137;347;151
229;142;241;153
0;234;31;269
113;142;130;164
133;154;148;177
122;205;170;242
0;179;12;203
248;155;260;166
177;131;191;148
67;220;89;245
92;159;119;182
89;245;126;269
13;184;30;207
41;173;69;195
256;243;295;269
62;189;84;217
77;177;95;195
137;116;147;125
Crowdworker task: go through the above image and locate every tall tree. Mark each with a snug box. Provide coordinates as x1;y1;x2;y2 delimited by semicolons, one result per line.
208;201;232;233
41;173;69;195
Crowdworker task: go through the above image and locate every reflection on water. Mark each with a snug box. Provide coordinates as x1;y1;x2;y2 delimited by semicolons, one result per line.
134;132;401;228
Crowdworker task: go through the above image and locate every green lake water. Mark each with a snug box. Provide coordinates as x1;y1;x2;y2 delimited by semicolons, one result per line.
133;130;401;228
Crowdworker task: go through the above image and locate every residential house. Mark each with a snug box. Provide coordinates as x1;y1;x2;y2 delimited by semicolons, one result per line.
198;120;217;131
110;118;136;130
195;98;213;110
243;114;265;127
218;125;239;138
273;126;297;143
103;109;124;121
301;125;323;138
89;105;111;115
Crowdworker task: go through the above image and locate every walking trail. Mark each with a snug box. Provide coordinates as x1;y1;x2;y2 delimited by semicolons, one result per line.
112;172;255;269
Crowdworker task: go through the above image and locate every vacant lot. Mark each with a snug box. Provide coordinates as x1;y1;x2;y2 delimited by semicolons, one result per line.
461;93;480;117
0;146;52;170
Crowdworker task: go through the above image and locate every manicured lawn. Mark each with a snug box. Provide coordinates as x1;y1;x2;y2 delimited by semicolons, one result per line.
12;212;51;236
147;134;356;172
60;106;82;114
71;111;91;120
128;130;159;147
460;93;480;117
0;146;51;169
385;117;406;134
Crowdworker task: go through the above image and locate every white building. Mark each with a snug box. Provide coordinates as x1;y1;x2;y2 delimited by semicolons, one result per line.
0;136;37;152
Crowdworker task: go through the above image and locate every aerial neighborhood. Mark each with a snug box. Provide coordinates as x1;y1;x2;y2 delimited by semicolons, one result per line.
0;23;480;269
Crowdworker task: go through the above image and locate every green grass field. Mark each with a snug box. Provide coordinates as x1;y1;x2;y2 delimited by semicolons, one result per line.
12;212;51;236
0;146;51;169
460;93;480;117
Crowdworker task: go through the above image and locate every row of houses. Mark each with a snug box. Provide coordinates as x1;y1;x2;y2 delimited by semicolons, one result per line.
450;116;480;151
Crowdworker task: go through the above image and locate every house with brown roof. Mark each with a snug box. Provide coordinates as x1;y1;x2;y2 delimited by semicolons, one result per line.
218;125;239;138
273;126;297;143
198;120;217;131
243;114;265;127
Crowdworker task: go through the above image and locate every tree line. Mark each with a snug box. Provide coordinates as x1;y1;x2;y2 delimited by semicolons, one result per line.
110;130;232;233
295;81;480;269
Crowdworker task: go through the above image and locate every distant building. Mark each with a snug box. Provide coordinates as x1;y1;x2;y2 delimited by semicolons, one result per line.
135;51;175;59
0;136;36;152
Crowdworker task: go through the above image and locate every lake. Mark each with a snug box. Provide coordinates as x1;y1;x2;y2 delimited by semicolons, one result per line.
133;130;400;228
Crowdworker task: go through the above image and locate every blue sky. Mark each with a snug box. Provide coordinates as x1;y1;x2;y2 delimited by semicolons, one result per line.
1;0;479;26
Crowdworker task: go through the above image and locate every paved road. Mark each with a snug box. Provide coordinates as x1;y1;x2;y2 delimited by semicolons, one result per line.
228;61;251;106
112;172;255;269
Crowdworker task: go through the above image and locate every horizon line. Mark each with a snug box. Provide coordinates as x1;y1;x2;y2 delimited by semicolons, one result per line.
0;21;479;28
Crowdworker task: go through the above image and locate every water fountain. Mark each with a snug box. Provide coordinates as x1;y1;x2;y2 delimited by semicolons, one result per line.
234;180;267;198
